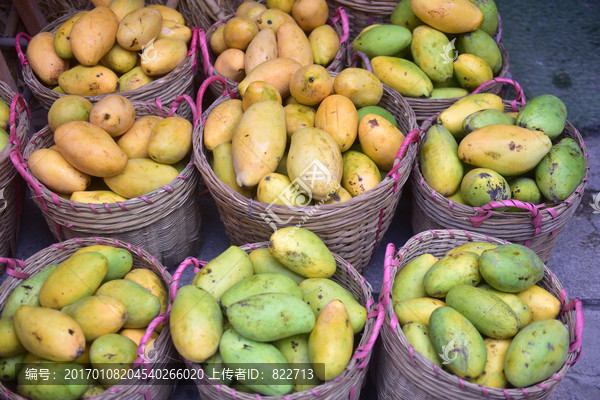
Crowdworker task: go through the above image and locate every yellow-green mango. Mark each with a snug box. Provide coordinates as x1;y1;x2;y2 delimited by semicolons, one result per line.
535;138;586;202
212;143;252;198
332;68;383;109
284;104;316;139
47;95;93;132
411;25;453;83
446;190;468;205
478;284;532;328
104;158;179;199
17;361;89;400
516;94;567;140
456;29;502;74
342;150;381;197
95;279;161;328
299;278;366;334
419;124;463;196
463;109;516;134
269;227;336;278
430;87;469;99
446;285;519;339
192;246;254;300
147;116;192;164
274;333;322;391
308;300;353;381
437;92;504;138
2;264;58;318
61;295;126;341
393;297;446;326
309;24;340;66
202;351;232;386
124;269;168;316
479;244;545;293
469;338;510;388
446;241;498;256
0;98;9;128
232;100;287;188
100;43;138;74
509;177;542;205
358;105;398;128
352;25;412;59
81;381;106;398
0;353;26;382
226;293;316;341
59;65;119;96
390;0;423;30
249;248;305;284
392;254;438;303
429;306;487;379
73;245;133;282
0;128;6;151
516;285;561;323
454;53;493;91
89;333;137;387
504;319;569;387
39;252;108;309
170;285;223;363
220;328;292;396
424;251;481;298
256;173;308;206
54;12;87;59
140;38;188;76
433;75;461;88
0;317;26;357
221;273;302;309
371;56;433;97
460;168;511;207
119;66;154;92
204;99;243;150
411;0;483;34
469;0;499;37
323;186;353;204
402;321;442;366
14;306;86;361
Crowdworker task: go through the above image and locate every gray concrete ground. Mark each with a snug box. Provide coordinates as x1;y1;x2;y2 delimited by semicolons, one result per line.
3;0;599;399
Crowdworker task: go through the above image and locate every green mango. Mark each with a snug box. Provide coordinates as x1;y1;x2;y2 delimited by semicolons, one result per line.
446;241;497;256
429;306;487;379
299;278;367;333
393;297;446;326
479;244;545;293
508;177;542;205
89;334;137;387
0;98;8;128
433;75;461;88
460;168;511;207
273;334;322;391
95;279;160;328
47;95;93;132
446;189;468;204
226;293;315;342
249;248;305;284
72;245;133;282
504;319;569;387
478;284;532;328
352;25;412;59
411;25;453;83
446;285;519;339
357;105;398;127
390;0;423;30
402;321;442;366
516;94;567;140
202;351;232;386
535;138;586;202
429;87;469;99
0;316;26;357
192;246;254;300
219;328;292;396
468;0;499;37
423;251;481;298
212;143;252;198
456;29;502;74
391;254;438;303
371;56;433;98
0;128;8;151
2;264;58;318
17;361;89;400
0;353;25;381
220;273;302;309
463;109;516;134
419;124;463;196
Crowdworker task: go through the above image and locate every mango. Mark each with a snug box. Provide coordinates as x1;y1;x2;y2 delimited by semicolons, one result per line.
58;65;119;96
101;43;137;74
61;295;127;341
437;92;504;138
54;12;87;59
214;48;246;82
359;113;405;171
104;158;179;198
315;94;359;151
81;382;105;398
469;0;499;37
238;57;302;98
419;124;463;196
457;29;502;74
278;22;313;66
358;105;398;128
269;227;336;278
119;66;154;92
27;32;70;85
220;328;292;396
0;317;25;357
47;95;93;132
371;56;433;98
191;245;254;300
109;0;144;22
352;25;412;59
212;143;252;198
147;116;192;164
273;334;322;391
284;104;316;139
89;94;136;137
141;38;188;76
70;6;119;65
462;109;515;134
308;300;353;381
516;94;567;140
2;264;58;318
391;254;438;303
469;338;511;388
159;20;192;43
460;168;510;207
516;285;560;323
72;245;133;282
0;353;26;382
244;28;278;74
342;150;381;197
309;24;340;66
210;25;227;55
291;0;328;32
535;138;586;202
202;351;231;385
242;81;283;111
333;68;383;108
221;273;303;309
117;115;162;159
454;53;493;91
289;64;332;107
117;7;162;51
509;177;543;205
393;297;446;326
478;284;532;328
402;321;442;367
28;148;91;194
411;0;483;34
120;329;158;347
249;248;305;284
17;361;89;400
504;319;569;387
390;0;423;30
479;244;545;293
423;251;481;298
13;306;85;361
411;25;453;83
446;241;497;256
89;333;137;387
147;4;185;25
95;279;161;328
124;269;168;316
256;8;295;32
204;99;243;151
429;87;469;99
446;190;468;205
299;278;367;334
170;285;223;363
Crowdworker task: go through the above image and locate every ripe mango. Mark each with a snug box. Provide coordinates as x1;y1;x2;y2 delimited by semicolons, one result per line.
109;0;144;22
72;245;133;282
460;168;511;207
54;12;87;59
393;297;446;326
478;284;532;328
446;241;497;256
140;38;188;76
117;115;162;159
204;99;243;151
147;4;185;25
390;0;423;30
358;105;398;128
61;295;127;341
148;116;192;164
17;361;89;400
479;244;545;293
284;104;316;139
101;43;137;74
509;177;543;205
391;253;438;303
454;53;493;91
516;285;560;323
342;150;381;197
462;109;515;134
291;0;328;33
371;56;433;98
89;94;136;137
309;24;340;66
419;124;463;196
159;19;192;43
119;66;154;92
352;25;412;59
411;0;483;34
238;57;302;98
402;321;442;366
95;279;161;328
411;25;453;83
27;32;70;86
457;29;502;74
89;333;137;387
117;7;162;51
70;6;119;65
244;28;278;74
437;92;504;138
215;48;246;82
1;265;58;318
469;338;511;388
256;8;295;32
315;94;359;151
429;87;469;99
120;329;158;347
273;334;322;391
212;143;252;198
103;158;179;198
516;94;567;139
249;248;305;284
58;65;119;96
333;68;383;108
28;147;92;194
424;251;481;298
278;22;313;66
221;273;303;309
0;317;26;357
535;138;586;202
359;114;405;171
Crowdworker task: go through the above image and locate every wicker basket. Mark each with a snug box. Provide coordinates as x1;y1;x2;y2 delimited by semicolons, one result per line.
10;97;203;268
192;73;419;273
168;241;384;399
376;229;584;400
410;78;590;263
15;13;199;117
0;83;28;259
0;236;178;400
199;3;350;98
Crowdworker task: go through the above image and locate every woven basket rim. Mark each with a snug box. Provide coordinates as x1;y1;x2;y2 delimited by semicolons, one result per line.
0;83;29;183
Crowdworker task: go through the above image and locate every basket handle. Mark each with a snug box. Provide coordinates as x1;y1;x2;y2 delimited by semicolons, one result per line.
471;77;526;112
188;27;200;73
386;129;420;192
379;243;396;309
195;75;236;117
350;51;372;72
0;257;30;279
168;256;200;306
198;29;214;77
9;146;50;212
8;94;30;153
331;7;350;44
133;312;170;370
562;297;584;365
353;302;385;369
169;94;200;127
15;33;31;67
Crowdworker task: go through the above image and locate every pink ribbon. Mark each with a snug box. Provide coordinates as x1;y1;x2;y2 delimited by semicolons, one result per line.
330;7;350;44
0;258;29;279
472;77;526;112
195;75;236;117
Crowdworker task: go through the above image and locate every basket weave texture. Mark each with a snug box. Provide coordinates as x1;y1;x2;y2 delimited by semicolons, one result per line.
376;229;584;400
168;241;384;400
410;78;590;263
10;99;203;268
192;74;419;273
0;83;28;258
0;236;178;400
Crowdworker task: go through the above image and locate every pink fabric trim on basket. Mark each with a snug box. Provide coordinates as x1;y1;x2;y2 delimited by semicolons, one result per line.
0;258;29;279
472;77;527;111
133;312;169;372
196;75;237;116
14;32;31;66
198;29;214;76
169;257;200;304
330;7;350;45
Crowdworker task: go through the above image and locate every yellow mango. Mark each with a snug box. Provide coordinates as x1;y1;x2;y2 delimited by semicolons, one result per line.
117;7;163;51
39;252;108;309
27;32;70;85
410;0;483;34
28;148;91;194
0;317;26;357
393;297;446;326
315;94;358;151
124;268;168;315
117;115;163;158
249;248;305;284
454;53;493;92
58;65;119;96
371;56;433;98
238;57;302;98
333;68;383;109
214;48;246;82
291;0;328;33
323;186;352;204
342;150;381;197
14;306;86;362
447;241;498;256
289;64;333;107
141;38;188;76
516;285;561;322
277;22;313;66
109;0;145;22
54;12;87;59
70;190;127;204
120;328;158;347
437;92;504;138
70;6;119;65
309;24;340;66
223;16;258;50
159;19;192;43
284;104;315;139
89;333;137;387
147;4;185;25
89;94;136;137
147;116;192;164
61;295;127;341
411;25;454;83
104;158;179;198
95;279;161;328
256;8;296;32
257;173;308;206
100;43;138;74
211;142;252;198
419;124;463;196
359;113;405;170
308;300;353;381
119;66;155;92
244;28;278;74
72;245;133;282
242;81;282;111
392;254;438;303
48;95;93;132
